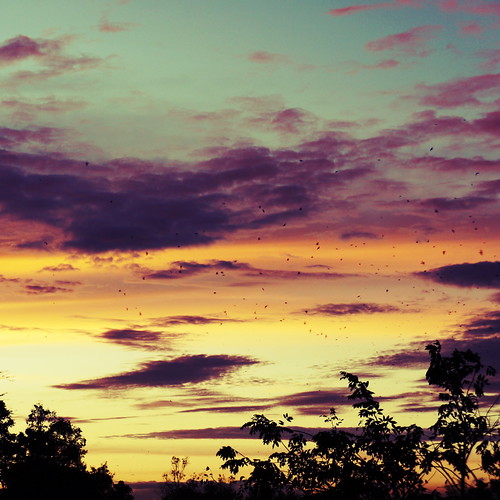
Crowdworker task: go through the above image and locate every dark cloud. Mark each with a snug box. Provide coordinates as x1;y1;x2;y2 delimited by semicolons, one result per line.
24;284;73;294
0;35;45;63
38;263;79;272
363;347;429;370
54;354;258;390
417;261;500;288
149;315;240;327
420;196;495;211
276;389;351;415
302;303;402;316
1;96;499;254
140;260;350;282
178;404;272;414
459;310;500;337
96;328;177;350
116;425;326;440
340;231;380;240
115;426;252;440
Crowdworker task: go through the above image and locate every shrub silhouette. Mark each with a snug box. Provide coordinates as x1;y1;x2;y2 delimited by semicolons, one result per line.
161;457;235;500
217;341;499;499
0;403;133;500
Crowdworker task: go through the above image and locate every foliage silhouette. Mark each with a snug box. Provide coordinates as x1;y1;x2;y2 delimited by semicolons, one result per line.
217;341;499;499
424;340;499;498
161;457;235;500
0;403;133;500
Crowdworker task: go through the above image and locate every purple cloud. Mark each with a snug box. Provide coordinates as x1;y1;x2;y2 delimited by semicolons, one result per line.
247;51;291;64
0;35;45;63
365;25;442;57
460;310;500;337
340;231;381;240
327;1;416;17
302;303;402;315
149;315;240;327
417;261;500;288
96;328;175;350
416;73;500;108
140;260;350;281
54;354;258;390
39;263;79;272
24;284;74;295
419;196;495;211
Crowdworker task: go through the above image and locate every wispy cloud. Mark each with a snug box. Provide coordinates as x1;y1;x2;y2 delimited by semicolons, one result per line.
138;260;350;282
365;25;442;57
326;0;418;17
415;73;500;108
301;303;404;316
98;13;138;33
247;51;291;65
54;354;259;390
0;34;106;88
38;263;80;272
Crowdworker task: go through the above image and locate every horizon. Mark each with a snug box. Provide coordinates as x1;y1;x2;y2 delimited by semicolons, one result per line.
0;0;498;496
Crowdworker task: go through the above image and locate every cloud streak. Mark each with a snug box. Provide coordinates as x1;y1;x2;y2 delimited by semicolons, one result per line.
302;303;403;316
365;25;442;57
54;354;258;390
417;261;500;288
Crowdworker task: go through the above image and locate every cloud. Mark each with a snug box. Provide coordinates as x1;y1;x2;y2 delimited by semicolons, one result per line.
1;97;87;121
178;404;272;414
117;425;325;440
39;263;79;272
459;22;486;35
98;14;138;33
96;328;175;350
1;97;498;254
439;0;500;16
139;260;350;282
326;0;417;16
54;354;258;390
340;231;381;240
365;25;442;57
0;126;67;148
459;310;500;337
477;49;500;71
0;34;105;88
276;389;351;415
416;73;500;108
328;0;500;17
247;51;291;64
302;303;403;316
0;35;46;64
363;346;429;369
149;315;240;327
417;261;500;289
24;284;74;294
419;196;495;211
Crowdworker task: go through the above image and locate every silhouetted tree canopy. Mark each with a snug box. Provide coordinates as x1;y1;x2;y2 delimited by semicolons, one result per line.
214;341;499;500
0;403;133;500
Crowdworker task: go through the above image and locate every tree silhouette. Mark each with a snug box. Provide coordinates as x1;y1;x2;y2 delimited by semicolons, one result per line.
0;403;133;500
161;456;235;500
424;340;499;498
217;341;499;499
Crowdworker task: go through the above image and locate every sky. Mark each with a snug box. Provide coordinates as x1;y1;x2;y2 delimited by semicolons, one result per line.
0;0;499;496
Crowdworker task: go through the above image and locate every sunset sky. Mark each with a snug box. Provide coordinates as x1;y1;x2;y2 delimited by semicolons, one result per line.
0;0;499;496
